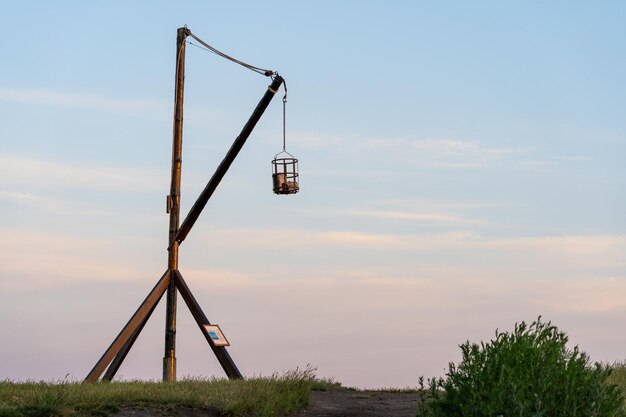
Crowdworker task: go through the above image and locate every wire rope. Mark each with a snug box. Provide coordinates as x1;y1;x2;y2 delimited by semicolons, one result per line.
187;32;274;77
184;29;291;157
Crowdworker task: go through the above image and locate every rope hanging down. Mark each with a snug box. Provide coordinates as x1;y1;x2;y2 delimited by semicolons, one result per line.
186;31;275;77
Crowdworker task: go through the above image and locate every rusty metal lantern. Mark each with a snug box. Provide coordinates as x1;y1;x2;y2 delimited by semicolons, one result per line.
272;88;299;195
272;151;299;194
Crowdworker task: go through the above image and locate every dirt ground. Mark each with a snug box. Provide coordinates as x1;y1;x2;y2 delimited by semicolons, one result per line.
289;390;419;417
113;390;419;417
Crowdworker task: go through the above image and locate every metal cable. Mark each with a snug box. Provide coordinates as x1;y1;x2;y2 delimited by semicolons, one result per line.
185;29;291;157
187;32;274;77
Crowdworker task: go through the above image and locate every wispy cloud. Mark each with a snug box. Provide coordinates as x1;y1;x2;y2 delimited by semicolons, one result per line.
187;228;626;282
0;190;66;211
295;133;527;169
0;230;161;292
183;268;261;289
284;132;344;150
0;190;124;217
522;155;593;171
133;261;626;386
371;198;515;211
364;137;526;168
532;277;626;314
4;226;624;387
7;225;622;294
190;227;481;252
364;137;511;155
0;88;167;116
316;230;404;246
0;154;165;191
486;235;626;259
192;226;626;254
272;131;594;175
326;208;478;224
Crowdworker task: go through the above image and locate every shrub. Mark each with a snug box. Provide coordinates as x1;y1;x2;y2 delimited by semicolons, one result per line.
607;361;626;401
417;317;626;417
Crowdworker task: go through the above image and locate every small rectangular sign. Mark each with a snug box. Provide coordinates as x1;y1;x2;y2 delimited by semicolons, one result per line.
203;324;230;346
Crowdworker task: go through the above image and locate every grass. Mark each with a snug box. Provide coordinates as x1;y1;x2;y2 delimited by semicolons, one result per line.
0;368;335;417
3;361;624;417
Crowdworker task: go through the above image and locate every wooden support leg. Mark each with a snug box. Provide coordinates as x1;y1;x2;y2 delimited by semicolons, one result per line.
173;270;243;379
84;271;170;382
102;287;162;381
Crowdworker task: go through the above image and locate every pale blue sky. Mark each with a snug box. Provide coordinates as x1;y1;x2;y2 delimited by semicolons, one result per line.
1;1;625;388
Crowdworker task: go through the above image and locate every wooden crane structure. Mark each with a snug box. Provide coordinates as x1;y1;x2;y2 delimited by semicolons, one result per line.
85;27;289;382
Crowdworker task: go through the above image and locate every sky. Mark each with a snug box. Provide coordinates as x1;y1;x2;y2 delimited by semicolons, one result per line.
1;1;625;388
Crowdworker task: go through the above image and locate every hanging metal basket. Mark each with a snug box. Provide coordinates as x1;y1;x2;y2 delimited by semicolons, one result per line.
272;152;299;195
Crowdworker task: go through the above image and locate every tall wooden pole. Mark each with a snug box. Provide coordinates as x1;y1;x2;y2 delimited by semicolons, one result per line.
164;26;189;382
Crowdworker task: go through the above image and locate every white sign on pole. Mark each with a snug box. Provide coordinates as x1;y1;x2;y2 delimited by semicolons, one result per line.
203;324;230;346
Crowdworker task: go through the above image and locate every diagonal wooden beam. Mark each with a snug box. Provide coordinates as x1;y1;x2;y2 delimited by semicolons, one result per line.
102;285;163;381
85;270;170;382
173;270;243;379
173;75;284;246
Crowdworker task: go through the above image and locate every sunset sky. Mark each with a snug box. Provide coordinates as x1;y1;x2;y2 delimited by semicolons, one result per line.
1;1;625;388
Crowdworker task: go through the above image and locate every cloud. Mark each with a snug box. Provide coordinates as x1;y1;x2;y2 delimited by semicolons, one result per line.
183;268;259;289
191;226;626;257
364;137;506;155
485;235;626;268
6;224;623;296
0;88;167;116
0;230;159;292
287;133;344;150
0;154;165;191
3;226;624;387
521;155;594;171
487;234;626;253
0;190;60;207
0;190;119;216
532;277;626;314
325;208;478;224
189;227;481;252
294;133;528;170
147;263;626;387
365;137;526;168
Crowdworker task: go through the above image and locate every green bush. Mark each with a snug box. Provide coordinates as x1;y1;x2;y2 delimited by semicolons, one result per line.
607;361;626;400
417;317;626;417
